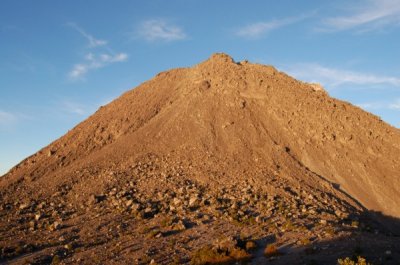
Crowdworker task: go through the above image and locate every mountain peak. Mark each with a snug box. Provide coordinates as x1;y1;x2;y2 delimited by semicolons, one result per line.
205;52;235;64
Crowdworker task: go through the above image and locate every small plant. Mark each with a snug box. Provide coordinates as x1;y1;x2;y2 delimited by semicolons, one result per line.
283;220;295;231
351;220;359;228
170;255;181;265
229;248;251;260
190;246;232;265
325;227;335;236
245;240;257;251
160;216;173;227
337;256;370;265
145;228;161;239
141;226;152;234
299;237;311;245
190;244;250;265
51;255;61;265
264;243;280;257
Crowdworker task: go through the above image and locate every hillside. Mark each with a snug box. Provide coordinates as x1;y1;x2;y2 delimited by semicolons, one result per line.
1;53;399;264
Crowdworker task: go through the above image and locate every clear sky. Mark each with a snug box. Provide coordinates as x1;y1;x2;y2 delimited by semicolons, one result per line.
1;0;400;175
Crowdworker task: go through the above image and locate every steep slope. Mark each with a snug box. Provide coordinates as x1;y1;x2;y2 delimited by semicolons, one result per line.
1;53;399;264
3;53;399;218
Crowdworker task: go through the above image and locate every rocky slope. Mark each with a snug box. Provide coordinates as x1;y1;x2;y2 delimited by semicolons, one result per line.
1;53;399;264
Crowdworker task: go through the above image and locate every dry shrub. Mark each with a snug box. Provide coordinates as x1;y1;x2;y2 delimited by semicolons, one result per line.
264;243;280;257
190;245;250;265
245;240;257;251
190;246;231;265
337;256;371;265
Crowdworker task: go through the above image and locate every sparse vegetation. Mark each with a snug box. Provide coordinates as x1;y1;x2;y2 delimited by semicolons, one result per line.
337;256;371;265
264;243;280;257
190;236;252;265
146;228;161;239
245;240;257;251
299;237;311;245
190;245;249;265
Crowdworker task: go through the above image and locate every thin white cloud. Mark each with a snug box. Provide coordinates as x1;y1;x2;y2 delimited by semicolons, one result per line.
356;99;400;111
235;14;310;38
323;0;400;31
0;110;16;125
389;99;400;110
67;22;107;47
67;23;128;80
69;52;128;80
61;101;87;115
284;63;400;88
137;19;186;41
356;102;385;110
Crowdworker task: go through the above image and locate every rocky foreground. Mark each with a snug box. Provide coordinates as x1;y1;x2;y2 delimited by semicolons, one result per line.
1;154;399;264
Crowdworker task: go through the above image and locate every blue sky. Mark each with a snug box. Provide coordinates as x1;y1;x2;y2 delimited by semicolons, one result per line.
1;0;400;175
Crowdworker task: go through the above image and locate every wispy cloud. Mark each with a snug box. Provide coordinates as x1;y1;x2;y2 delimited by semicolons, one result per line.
235;14;311;38
0;110;30;129
322;0;400;32
61;100;88;115
356;102;385;110
67;23;128;80
0;110;16;126
0;25;22;33
67;22;107;47
69;52;127;80
284;63;400;88
389;99;400;110
356;99;400;112
137;19;186;41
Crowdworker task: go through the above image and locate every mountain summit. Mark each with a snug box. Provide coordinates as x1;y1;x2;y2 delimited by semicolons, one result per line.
1;53;399;264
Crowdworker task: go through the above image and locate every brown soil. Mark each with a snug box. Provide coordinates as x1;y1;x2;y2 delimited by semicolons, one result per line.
1;53;399;264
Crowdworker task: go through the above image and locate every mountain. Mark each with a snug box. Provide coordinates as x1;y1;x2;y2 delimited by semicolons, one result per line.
1;53;399;264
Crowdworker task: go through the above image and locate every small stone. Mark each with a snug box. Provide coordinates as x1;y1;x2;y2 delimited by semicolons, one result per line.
173;198;181;206
19;202;30;210
90;194;106;204
125;200;133;207
34;213;42;221
64;244;73;251
334;210;343;217
385;250;391;255
189;197;199;207
173;220;187;231
131;203;140;211
49;221;61;231
29;221;36;230
320;219;327;225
